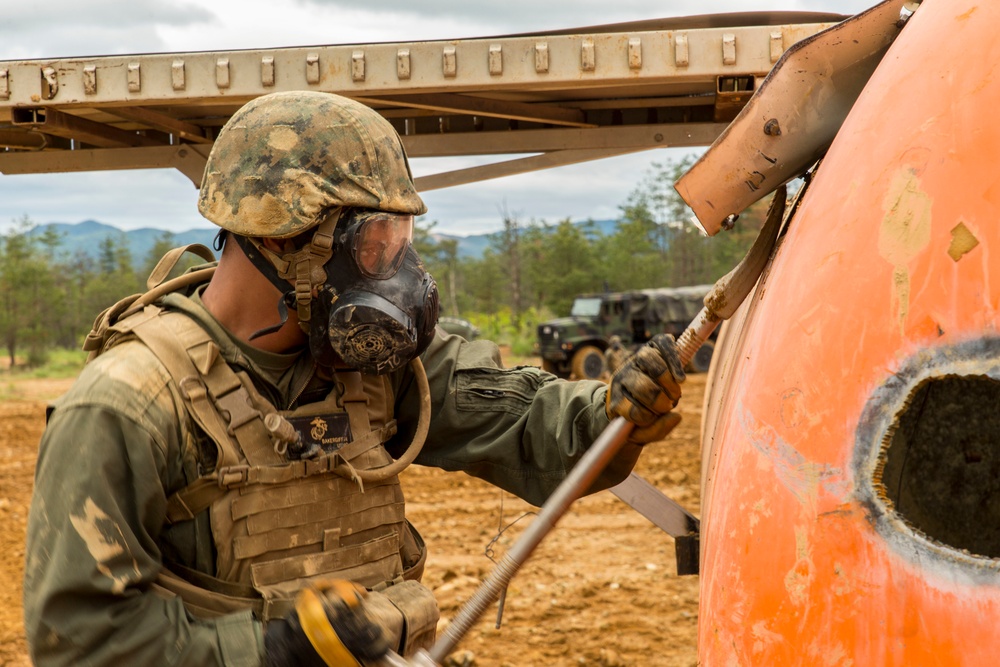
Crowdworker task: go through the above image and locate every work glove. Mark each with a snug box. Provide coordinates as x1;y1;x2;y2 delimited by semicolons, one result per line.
604;336;629;376
605;333;685;445
265;580;390;667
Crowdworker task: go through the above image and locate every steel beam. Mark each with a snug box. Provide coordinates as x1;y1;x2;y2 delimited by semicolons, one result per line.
0;144;211;185
0;22;835;108
353;93;594;128
0;128;71;151
676;0;907;234
11;107;165;149
102;106;211;144
414;147;647;191
400;122;728;157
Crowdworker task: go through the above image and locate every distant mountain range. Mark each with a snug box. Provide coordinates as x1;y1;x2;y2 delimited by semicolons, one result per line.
28;218;620;264
28;220;223;266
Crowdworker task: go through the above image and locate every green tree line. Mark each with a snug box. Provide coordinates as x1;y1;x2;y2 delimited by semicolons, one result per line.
414;157;770;352
0;157;769;368
0;217;195;368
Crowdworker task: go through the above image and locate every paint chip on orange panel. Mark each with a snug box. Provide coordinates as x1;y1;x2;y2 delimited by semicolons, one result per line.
947;221;979;261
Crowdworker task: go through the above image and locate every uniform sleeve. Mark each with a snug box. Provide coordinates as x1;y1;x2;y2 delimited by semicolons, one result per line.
390;330;642;507
24;357;265;666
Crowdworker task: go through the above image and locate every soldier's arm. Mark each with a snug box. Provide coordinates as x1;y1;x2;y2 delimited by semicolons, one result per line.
24;349;264;667
391;330;642;507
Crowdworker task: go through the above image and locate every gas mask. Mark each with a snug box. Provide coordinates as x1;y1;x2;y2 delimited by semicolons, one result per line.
235;208;439;375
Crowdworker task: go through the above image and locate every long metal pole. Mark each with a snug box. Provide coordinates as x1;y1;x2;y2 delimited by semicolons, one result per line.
424;415;634;664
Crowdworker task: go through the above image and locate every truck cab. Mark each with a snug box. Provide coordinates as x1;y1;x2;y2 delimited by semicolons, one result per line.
537;286;715;380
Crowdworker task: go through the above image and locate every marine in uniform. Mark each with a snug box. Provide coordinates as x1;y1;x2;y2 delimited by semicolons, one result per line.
23;91;684;666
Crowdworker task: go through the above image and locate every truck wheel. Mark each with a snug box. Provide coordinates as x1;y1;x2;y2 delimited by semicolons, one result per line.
686;340;715;374
571;345;607;380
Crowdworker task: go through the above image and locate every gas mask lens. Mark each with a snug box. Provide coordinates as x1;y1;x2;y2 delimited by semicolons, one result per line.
349;211;414;279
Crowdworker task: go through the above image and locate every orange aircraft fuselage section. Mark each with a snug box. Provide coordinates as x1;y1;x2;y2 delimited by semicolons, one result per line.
699;0;1000;664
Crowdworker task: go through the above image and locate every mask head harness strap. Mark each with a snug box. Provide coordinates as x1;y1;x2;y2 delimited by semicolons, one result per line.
232;209;340;340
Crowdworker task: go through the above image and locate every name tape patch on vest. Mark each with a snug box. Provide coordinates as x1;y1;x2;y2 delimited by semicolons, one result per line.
285;414;353;453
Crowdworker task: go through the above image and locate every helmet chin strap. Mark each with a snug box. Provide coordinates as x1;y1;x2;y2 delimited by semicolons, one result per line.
230;211;341;340
245;295;292;341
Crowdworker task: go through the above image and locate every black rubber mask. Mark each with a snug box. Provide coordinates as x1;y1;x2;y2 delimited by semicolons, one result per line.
311;209;439;374
235;209;439;374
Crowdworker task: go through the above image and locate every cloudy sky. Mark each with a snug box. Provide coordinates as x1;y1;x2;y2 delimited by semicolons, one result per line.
0;0;875;236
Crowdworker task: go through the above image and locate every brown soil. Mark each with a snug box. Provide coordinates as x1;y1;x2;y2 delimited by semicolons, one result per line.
0;360;702;666
0;378;69;667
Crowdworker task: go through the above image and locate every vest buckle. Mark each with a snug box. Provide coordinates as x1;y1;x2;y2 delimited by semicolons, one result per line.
215;386;262;433
217;464;251;488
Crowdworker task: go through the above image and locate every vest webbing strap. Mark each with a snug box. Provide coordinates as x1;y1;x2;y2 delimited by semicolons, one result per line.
164;424;395;524
156;310;282;468
152;563;296;621
250;531;400;586
338;371;373;443
129;309;245;470
337;371;368;405
230;471;396;520
233;502;405;560
153;522;428;621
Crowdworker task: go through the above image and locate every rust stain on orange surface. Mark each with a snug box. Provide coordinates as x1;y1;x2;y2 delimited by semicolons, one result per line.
948;221;979;261
784;526;815;606
780;388;807;428
879;167;932;333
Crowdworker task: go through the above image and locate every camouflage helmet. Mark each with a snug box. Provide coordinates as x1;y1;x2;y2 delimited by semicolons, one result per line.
198;91;426;238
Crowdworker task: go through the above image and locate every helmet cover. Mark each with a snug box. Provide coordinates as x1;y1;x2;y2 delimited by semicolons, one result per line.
198;91;426;238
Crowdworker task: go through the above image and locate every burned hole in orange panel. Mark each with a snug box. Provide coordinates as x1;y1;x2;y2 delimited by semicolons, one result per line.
874;375;1000;558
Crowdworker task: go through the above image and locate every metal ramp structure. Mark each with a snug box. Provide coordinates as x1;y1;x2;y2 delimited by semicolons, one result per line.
0;12;843;191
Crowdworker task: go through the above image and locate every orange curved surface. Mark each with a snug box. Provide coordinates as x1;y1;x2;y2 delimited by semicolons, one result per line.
699;1;1000;664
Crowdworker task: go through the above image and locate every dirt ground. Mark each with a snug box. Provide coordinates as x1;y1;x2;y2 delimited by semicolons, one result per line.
0;357;702;666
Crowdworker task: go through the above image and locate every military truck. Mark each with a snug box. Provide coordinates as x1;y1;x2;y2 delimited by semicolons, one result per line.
537;285;716;380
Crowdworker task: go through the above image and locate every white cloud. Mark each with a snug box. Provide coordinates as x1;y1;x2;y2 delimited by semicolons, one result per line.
3;0;212;26
145;0;872;53
3;0;875;57
288;0;868;36
0;0;215;58
0;170;206;233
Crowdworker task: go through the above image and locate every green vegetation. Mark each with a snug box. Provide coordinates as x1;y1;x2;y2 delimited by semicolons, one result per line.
1;157;770;371
14;348;88;378
463;307;554;358
0;218;200;372
415;157;771;352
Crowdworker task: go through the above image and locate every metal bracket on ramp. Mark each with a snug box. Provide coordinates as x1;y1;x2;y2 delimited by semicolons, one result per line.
610;472;700;575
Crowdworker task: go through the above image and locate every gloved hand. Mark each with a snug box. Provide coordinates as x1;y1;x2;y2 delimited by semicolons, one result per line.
265;580;390;667
605;333;685;445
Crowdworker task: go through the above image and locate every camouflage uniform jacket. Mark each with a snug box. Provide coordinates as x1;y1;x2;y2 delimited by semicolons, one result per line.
24;284;638;667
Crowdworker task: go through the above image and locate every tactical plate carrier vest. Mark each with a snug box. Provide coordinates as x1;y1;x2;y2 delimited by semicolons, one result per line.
84;260;430;629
